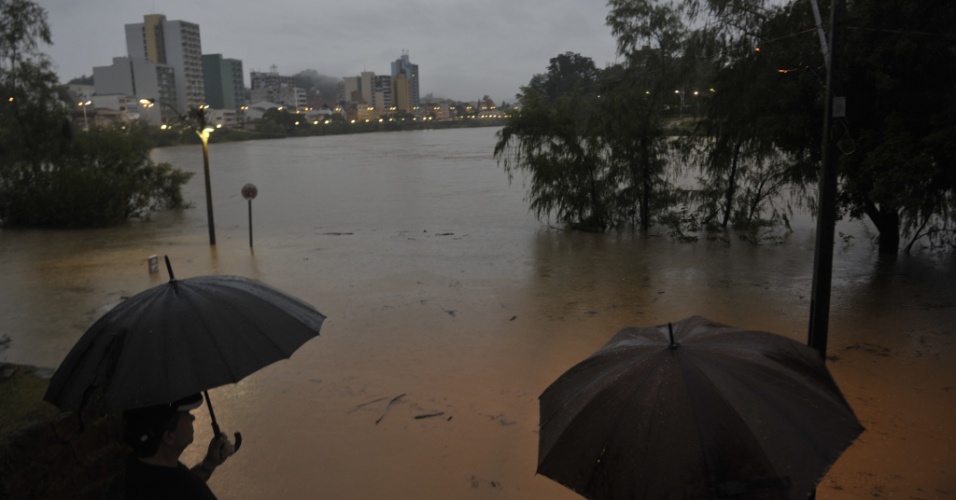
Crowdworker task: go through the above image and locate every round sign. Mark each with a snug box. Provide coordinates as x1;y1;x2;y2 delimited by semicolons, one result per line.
241;183;258;200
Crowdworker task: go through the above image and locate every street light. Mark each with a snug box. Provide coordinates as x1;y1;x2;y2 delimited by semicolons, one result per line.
140;98;217;246
78;99;92;130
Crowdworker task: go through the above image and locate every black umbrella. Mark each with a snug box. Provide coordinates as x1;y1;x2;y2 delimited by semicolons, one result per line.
538;315;863;500
44;257;326;449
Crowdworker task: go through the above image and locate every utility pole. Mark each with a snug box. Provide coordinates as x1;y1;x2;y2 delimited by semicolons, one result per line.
808;3;846;499
808;0;846;359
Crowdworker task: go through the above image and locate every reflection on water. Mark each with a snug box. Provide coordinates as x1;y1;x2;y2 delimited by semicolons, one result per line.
1;127;954;499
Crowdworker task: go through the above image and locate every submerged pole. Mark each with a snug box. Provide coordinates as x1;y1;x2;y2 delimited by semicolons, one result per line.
808;0;845;362
241;183;258;249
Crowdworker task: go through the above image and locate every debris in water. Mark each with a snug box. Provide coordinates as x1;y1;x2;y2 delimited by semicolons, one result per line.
375;394;406;424
414;412;445;420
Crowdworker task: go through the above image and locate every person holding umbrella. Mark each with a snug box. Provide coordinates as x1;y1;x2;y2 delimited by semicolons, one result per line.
43;258;326;497
120;394;236;499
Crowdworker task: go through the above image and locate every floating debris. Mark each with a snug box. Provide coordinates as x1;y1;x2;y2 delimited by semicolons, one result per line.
414;412;445;420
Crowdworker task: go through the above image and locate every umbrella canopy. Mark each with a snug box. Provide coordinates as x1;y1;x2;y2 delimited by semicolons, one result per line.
538;315;863;500
44;269;325;414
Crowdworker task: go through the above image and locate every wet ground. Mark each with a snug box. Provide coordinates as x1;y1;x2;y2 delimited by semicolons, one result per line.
1;128;954;498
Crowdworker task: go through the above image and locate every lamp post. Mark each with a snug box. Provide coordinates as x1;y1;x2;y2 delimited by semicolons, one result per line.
78;98;92;130
141;98;217;245
140;99;154;124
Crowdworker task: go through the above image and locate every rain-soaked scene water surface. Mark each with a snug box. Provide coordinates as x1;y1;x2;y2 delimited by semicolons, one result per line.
1;127;954;498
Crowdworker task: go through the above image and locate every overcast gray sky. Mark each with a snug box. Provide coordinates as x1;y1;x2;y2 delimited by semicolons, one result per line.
38;0;622;103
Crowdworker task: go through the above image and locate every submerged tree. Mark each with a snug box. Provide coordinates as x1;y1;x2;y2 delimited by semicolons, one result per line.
604;0;695;230
494;53;616;230
497;5;695;232
837;0;956;253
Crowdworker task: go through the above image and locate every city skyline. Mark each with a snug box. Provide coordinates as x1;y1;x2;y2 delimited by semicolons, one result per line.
39;0;621;104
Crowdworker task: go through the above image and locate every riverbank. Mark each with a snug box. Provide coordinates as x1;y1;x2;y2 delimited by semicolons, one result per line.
146;116;508;148
0;364;125;499
141;114;696;149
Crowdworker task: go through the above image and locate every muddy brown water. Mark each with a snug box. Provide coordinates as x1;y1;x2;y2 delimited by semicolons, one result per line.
1;127;953;498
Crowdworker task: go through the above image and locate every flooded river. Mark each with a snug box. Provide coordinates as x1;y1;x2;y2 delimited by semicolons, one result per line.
1;127;954;498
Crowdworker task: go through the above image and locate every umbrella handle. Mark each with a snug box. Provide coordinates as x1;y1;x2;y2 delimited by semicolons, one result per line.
203;391;242;452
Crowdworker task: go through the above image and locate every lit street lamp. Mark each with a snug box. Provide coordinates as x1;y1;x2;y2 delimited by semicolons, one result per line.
78;98;92;130
141;98;218;246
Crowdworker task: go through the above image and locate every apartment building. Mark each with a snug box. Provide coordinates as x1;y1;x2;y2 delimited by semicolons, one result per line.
125;14;205;115
203;54;246;112
339;72;393;110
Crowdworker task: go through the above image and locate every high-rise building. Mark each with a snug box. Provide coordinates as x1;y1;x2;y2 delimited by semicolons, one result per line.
339;72;394;110
92;57;177;125
371;75;393;110
392;74;411;111
390;51;420;110
359;71;376;105
338;77;361;104
203;54;245;111
125;14;205;115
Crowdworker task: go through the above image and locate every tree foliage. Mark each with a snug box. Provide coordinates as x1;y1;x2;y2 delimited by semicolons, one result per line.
496;7;695;232
838;0;956;253
495;53;613;230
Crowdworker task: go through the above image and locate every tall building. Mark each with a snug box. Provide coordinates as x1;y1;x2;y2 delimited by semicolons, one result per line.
392;74;411;111
339;72;393;110
92;57;178;125
390;51;420;109
371;75;393;110
338;77;361;103
125;14;205;115
203;54;245;111
359;71;376;105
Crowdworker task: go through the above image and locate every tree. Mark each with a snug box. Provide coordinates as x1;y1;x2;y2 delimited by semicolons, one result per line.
0;0;63;172
1;126;193;227
525;52;600;103
495;53;614;229
604;0;693;230
497;4;697;233
679;1;815;232
838;0;956;253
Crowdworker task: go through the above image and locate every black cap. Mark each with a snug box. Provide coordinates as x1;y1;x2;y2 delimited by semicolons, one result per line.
122;394;203;452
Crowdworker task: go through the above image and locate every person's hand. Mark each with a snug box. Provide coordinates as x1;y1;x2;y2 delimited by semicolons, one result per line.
203;432;235;468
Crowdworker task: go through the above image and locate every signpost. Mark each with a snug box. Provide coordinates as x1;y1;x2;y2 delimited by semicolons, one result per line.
241;183;258;248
